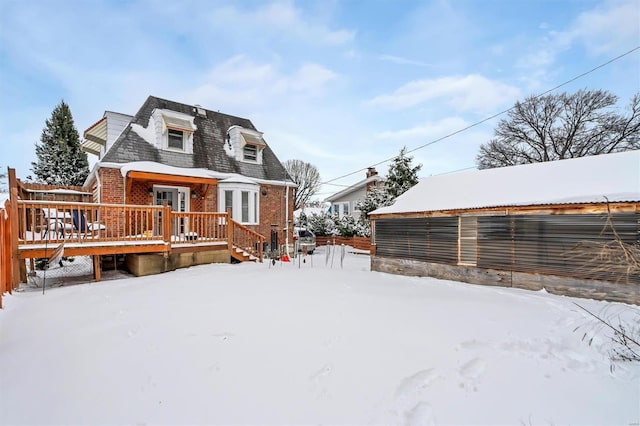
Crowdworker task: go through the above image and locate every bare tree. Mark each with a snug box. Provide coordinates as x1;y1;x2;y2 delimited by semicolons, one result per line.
477;89;640;169
284;159;321;210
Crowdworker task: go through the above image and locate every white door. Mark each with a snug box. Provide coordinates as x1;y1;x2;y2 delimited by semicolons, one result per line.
154;187;190;236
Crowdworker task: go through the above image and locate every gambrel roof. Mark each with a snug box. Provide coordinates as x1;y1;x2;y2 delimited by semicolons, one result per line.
98;96;290;182
372;150;640;215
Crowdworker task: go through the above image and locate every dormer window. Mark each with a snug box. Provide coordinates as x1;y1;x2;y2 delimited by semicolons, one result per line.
239;131;265;163
226;125;267;164
153;109;196;153
243;144;258;161
168;129;185;150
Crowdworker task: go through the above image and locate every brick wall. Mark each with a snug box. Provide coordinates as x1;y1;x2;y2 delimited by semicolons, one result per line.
257;184;294;245
99;168;125;236
99;168;124;204
97;168;293;242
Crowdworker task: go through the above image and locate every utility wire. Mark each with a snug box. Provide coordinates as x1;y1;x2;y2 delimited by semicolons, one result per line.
321;46;640;186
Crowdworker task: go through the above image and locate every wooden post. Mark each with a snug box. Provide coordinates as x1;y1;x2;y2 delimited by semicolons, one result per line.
0;200;5;308
93;255;102;282
8;168;20;289
2;200;10;296
163;205;172;244
227;208;233;254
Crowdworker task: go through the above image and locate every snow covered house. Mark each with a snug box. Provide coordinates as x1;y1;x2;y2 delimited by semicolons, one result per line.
325;167;382;220
81;96;295;250
369;150;640;304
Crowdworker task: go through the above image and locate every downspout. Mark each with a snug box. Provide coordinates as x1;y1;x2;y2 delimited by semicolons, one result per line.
95;167;101;203
285;180;289;257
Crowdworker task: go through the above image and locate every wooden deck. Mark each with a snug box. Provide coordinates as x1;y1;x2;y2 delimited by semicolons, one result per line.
3;199;265;288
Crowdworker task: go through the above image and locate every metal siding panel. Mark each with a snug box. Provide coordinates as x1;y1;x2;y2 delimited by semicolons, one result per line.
375;217;458;263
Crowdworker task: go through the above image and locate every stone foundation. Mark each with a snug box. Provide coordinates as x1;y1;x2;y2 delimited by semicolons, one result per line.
126;249;230;277
371;256;639;305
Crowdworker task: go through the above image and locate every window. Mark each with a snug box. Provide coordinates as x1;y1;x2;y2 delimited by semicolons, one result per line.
254;192;258;224
168;129;184;150
243;144;258;161
332;202;350;218
241;191;249;222
459;216;478;266
218;184;260;225
225;190;233;215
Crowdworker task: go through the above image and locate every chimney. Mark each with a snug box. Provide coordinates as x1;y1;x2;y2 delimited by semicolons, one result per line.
194;104;207;117
366;167;378;192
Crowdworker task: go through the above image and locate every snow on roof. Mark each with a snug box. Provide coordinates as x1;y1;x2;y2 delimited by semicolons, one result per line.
324;175;382;202
130;123;156;145
115;161;295;187
219;176;257;185
372;150;640;215
0;193;9;205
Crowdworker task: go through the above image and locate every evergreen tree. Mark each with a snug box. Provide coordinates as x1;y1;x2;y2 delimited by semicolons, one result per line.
295;211;309;228
385;146;422;198
31;100;89;186
0;169;7;192
355;185;394;219
307;211;338;236
353;147;422;236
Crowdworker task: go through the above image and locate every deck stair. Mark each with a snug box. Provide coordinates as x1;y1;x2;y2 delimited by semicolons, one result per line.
231;245;259;262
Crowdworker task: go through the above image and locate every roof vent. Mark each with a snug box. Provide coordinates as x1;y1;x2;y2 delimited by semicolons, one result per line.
194;104;207;117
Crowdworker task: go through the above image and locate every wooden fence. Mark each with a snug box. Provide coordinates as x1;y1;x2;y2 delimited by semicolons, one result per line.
316;235;371;251
1;200;13;309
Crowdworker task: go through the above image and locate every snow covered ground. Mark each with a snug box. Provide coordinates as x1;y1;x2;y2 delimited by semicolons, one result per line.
1;246;638;425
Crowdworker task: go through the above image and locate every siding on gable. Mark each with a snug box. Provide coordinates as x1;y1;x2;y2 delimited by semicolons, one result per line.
105;112;133;155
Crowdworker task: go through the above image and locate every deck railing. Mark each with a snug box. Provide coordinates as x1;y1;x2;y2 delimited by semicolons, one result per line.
16;200;264;260
169;211;228;243
18;200;164;244
231;220;265;261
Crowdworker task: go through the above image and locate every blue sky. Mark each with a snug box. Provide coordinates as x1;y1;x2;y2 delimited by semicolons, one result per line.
1;0;638;199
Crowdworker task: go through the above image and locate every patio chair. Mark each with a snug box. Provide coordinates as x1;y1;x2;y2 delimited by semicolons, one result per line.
71;209;106;238
41;208;74;238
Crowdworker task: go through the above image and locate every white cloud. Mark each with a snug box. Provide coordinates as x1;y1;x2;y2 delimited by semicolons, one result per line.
187;56;338;109
367;75;520;113
211;1;355;46
290;64;338;93
516;0;639;89
568;0;639;55
375;117;470;141
377;55;433;68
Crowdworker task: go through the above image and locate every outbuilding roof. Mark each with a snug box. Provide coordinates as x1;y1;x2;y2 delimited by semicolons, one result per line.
372;150;640;215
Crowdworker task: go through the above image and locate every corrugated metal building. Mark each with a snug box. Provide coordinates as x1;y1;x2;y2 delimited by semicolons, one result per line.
369;150;640;304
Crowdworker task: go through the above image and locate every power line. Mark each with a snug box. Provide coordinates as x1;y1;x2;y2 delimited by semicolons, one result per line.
321;45;640;186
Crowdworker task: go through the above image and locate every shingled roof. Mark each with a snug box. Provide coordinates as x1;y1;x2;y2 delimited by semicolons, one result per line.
100;95;290;182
